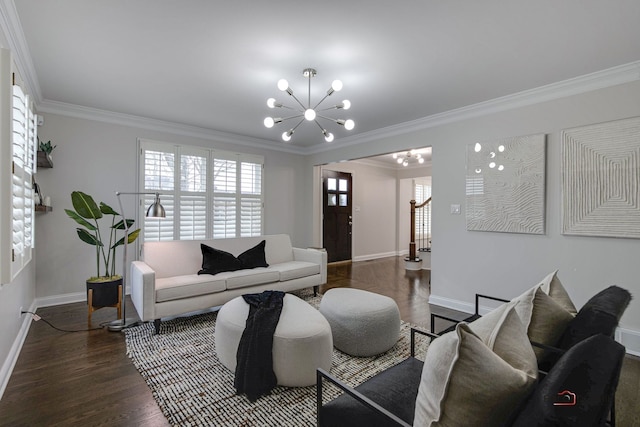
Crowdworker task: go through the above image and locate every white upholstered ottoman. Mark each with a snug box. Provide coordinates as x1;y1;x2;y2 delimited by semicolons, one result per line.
214;294;333;387
319;288;400;356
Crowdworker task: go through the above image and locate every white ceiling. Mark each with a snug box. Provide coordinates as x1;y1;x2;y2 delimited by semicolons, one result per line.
10;0;640;152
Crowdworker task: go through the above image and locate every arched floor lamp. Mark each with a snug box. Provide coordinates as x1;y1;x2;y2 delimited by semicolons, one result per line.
108;191;165;332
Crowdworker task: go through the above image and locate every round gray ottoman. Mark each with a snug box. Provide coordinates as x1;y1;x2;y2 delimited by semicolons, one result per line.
319;288;400;356
215;294;333;387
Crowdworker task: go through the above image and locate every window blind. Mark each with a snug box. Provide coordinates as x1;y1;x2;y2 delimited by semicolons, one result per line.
415;182;432;241
143;146;175;241
140;140;263;242
9;82;36;279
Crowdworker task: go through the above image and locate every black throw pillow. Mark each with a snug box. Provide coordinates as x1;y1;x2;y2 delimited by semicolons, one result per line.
511;334;625;427
558;285;631;350
238;240;269;269
198;244;243;275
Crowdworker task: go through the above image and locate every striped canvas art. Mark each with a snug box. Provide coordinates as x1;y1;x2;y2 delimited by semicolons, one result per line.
562;116;640;238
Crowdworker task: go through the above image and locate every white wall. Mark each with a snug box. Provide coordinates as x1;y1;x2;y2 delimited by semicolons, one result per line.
0;41;37;398
0;260;35;398
308;80;640;350
34;113;309;302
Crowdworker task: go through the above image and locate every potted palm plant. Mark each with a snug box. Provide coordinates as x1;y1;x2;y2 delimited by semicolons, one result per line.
65;191;141;309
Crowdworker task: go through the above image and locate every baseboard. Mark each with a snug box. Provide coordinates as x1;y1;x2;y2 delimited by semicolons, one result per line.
352;250;431;270
36;291;86;308
352;251;399;262
616;327;640;357
0;300;37;400
428;294;475;315
430;294;640;356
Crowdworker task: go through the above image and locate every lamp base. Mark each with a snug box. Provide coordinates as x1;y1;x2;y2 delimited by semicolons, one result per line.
107;317;139;332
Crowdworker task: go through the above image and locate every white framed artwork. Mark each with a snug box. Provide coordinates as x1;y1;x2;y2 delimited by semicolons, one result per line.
561;116;640;238
466;133;546;234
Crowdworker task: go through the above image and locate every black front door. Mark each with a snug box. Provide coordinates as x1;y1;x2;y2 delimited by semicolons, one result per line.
322;170;352;263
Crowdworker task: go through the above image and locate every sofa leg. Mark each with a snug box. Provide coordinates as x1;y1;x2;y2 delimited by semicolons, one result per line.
313;285;319;296
153;319;161;334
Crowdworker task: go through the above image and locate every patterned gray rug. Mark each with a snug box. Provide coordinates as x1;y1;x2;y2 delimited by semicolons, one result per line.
125;289;429;426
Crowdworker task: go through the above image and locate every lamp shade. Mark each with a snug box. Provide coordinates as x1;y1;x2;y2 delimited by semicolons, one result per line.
146;194;166;218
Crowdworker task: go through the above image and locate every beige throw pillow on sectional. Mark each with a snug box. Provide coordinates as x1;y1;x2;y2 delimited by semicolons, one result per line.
538;270;577;315
413;306;537;426
511;272;576;361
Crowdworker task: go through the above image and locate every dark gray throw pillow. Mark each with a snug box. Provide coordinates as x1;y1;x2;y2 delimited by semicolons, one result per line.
558;285;631;350
238;240;269;269
511;334;625;427
198;244;242;275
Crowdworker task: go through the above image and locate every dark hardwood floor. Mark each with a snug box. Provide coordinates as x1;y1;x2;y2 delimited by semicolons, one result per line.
0;256;638;426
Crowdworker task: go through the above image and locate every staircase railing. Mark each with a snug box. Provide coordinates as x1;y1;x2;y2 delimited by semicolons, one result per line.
409;197;431;261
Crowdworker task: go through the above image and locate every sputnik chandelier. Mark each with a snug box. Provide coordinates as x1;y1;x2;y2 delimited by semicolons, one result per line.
393;149;425;167
264;68;354;143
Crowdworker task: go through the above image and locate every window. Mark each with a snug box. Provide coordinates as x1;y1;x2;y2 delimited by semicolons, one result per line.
1;48;37;283
139;140;264;242
414;180;431;251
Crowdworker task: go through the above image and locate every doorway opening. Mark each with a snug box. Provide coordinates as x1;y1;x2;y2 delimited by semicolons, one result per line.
313;147;431;267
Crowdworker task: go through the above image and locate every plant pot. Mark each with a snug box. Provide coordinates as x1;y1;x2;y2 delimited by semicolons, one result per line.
86;277;122;307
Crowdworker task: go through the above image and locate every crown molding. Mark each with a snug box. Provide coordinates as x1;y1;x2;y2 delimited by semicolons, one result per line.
36;99;306;155
305;60;640;155
34;60;640;158
0;0;41;101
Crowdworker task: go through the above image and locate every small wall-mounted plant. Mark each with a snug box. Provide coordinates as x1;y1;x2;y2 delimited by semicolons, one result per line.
38;137;56;154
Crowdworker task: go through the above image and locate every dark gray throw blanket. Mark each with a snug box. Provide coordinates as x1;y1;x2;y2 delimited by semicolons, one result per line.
234;290;285;402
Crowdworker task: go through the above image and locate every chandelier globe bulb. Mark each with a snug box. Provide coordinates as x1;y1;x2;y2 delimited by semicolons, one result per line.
323;131;334;142
304;108;316;121
331;80;343;92
277;79;289;91
344;119;355;130
341;100;351;110
264;117;275;128
267;98;276;108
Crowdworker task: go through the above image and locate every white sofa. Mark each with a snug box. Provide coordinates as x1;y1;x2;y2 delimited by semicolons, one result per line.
130;234;327;333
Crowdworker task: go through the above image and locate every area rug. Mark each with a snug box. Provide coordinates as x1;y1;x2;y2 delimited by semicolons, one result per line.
124;289;429;426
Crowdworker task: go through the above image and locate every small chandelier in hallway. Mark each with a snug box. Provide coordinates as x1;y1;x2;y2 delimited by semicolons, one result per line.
264;68;354;143
393;150;425;167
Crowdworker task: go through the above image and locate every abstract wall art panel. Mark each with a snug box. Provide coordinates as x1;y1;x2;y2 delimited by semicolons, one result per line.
561;116;640;238
466;134;546;234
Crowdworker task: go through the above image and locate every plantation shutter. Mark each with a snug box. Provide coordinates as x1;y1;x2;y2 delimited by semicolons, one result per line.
212;156;237;239
10;81;36;278
179;148;207;240
142;144;175;241
240;160;263;237
139;140;263;242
